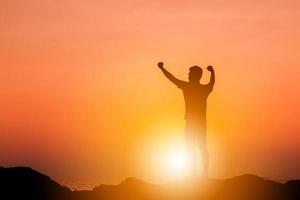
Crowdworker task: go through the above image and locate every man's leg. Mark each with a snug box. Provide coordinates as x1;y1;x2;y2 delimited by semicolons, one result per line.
198;125;209;178
199;144;209;178
185;121;197;176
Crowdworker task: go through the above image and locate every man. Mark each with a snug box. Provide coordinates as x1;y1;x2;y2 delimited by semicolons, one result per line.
158;62;215;177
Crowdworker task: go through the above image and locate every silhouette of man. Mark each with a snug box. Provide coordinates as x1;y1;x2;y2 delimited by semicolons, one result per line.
158;62;215;177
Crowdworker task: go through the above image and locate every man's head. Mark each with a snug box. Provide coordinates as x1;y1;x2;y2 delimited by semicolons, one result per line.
188;66;202;82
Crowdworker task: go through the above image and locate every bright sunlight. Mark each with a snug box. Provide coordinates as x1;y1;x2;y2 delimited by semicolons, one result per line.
167;150;188;173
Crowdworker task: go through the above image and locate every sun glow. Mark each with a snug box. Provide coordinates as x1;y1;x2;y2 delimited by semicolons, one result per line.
167;150;188;174
153;145;190;179
136;128;192;181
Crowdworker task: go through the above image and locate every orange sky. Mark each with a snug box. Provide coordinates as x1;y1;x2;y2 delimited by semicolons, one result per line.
1;0;300;185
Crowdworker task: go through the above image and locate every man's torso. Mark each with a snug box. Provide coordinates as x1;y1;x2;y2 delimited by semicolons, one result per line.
179;83;213;121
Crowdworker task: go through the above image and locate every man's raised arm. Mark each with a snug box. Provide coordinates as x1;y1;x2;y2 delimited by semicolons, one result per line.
206;65;215;88
157;62;186;87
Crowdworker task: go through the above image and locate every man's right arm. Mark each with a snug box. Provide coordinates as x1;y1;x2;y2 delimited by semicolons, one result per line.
158;62;186;87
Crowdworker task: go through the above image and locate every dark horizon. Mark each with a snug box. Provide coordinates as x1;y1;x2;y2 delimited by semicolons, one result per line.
1;166;300;200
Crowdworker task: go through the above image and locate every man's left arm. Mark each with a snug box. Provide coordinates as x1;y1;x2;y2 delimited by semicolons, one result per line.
206;65;215;89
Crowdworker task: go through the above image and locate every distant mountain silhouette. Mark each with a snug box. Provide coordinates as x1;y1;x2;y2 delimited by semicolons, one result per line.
1;167;300;200
0;167;71;200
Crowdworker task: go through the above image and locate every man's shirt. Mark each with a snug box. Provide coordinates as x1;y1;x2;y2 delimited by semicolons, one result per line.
176;82;213;121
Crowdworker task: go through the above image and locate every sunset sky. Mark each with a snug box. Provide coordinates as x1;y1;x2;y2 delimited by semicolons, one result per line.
1;0;300;187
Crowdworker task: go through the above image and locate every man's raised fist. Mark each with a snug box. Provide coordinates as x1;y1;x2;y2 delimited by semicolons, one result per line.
157;62;164;69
